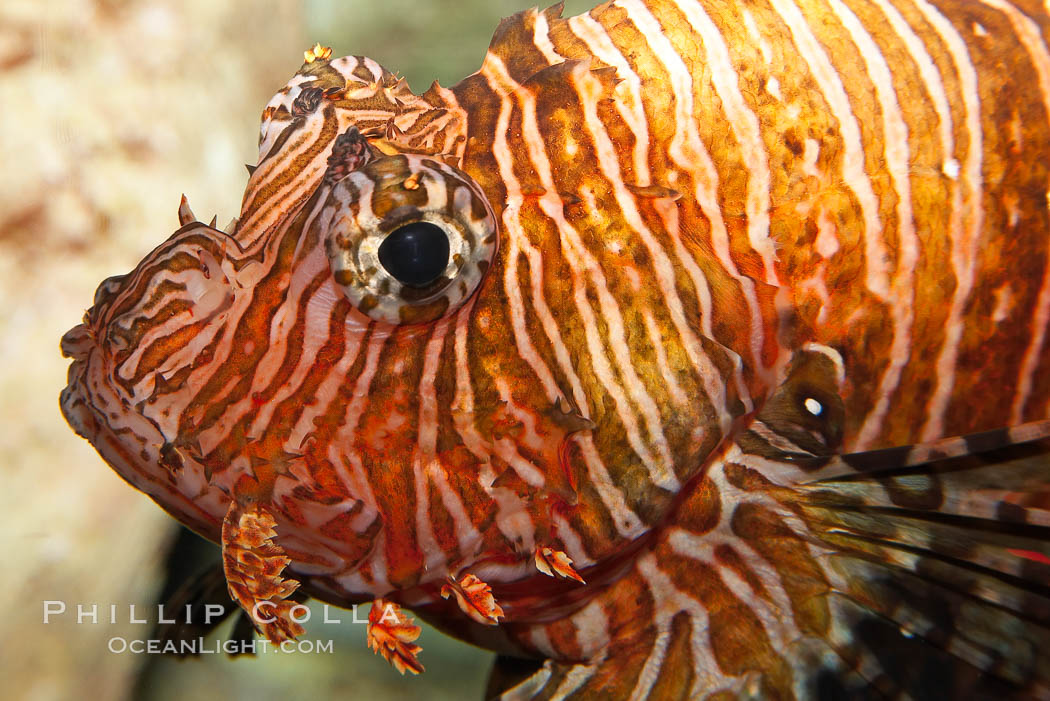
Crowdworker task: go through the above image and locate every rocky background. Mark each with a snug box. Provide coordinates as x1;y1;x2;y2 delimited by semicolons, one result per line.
1;1;588;699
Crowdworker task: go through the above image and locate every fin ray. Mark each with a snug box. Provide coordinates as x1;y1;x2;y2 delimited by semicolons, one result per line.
767;420;1050;696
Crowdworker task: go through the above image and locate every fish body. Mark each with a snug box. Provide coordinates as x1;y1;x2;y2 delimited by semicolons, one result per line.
60;1;1050;698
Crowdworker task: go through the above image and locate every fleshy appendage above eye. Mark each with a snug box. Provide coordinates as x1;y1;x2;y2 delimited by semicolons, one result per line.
322;154;498;324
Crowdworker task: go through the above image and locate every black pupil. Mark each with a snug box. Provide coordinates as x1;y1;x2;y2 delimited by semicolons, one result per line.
378;222;450;288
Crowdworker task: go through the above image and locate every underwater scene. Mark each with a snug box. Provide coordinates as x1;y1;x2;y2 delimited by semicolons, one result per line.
8;0;1050;699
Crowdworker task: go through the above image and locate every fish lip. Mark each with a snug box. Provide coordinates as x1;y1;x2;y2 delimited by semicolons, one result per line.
59;351;102;444
60;320;94;361
59;380;100;442
59;317;103;441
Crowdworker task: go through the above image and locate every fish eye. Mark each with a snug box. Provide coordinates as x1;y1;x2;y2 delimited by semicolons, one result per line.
323;153;498;324
377;222;450;288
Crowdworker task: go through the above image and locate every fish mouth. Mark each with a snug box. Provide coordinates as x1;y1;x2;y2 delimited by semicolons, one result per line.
62;273;125;364
60;320;94;362
59;320;101;441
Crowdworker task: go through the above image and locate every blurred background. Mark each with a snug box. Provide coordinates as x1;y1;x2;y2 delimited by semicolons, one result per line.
0;1;590;699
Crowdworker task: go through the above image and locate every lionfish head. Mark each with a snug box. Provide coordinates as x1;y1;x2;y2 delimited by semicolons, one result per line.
58;49;534;599
60;43;747;632
59;205;250;531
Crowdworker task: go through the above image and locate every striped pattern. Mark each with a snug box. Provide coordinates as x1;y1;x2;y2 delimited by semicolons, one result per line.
60;0;1050;697
487;350;1050;698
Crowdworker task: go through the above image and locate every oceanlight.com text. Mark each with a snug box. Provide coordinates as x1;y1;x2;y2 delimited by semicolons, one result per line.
107;637;334;655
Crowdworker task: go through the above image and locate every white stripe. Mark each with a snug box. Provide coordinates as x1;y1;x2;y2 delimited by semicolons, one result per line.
411;322;447;573
667;527;802;655
428;81;470;161
641;310;689;407
331;340;389;592
531;8;562;64
451;299;538;551
485;60;564;404
826;0;919;448
569;13;652;189
286;284;368;451
518;54;676;491
634;553;722;695
572;599;611;657
530;15;695;483
913;0;984;440
549;600;608;696
673;0;778;288
614;0;769;375
158;244;286;452
741;5;773;65
569;13;754;414
248;260;333;438
980;0;1050;422
417;316;482;564
571;10;739;428
552;664;599;698
571;67;715;478
768;0;889;301
867;0;968;441
568;15;718;345
241;113;332;244
530;626;558;658
486;52;678;491
482;55;645;536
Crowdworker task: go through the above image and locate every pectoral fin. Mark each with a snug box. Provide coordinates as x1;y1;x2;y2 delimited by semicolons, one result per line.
779;419;1050;696
494;413;1050;700
715;345;1050;697
712;339;1046;699
220;500;304;644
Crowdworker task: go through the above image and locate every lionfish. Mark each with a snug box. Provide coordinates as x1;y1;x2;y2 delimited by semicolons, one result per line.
61;0;1050;698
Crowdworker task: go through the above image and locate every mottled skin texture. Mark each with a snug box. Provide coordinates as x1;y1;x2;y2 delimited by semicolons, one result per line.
61;1;1050;698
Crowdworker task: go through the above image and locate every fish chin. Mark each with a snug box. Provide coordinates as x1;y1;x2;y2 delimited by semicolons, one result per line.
58;326;224;538
59;317;106;440
59;366;98;444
